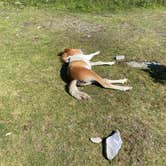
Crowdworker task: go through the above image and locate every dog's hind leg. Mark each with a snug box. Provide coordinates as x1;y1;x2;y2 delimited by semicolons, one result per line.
98;79;132;91
69;80;91;100
104;78;128;84
70;68;132;92
90;73;132;91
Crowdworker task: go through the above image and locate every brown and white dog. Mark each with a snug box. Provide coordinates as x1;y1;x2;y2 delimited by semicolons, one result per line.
61;48;132;100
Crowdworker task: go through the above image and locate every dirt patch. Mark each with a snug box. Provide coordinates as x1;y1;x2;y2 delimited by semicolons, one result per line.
22;16;107;37
63;17;106;35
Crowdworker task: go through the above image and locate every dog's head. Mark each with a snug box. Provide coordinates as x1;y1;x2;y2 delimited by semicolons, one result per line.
61;48;83;63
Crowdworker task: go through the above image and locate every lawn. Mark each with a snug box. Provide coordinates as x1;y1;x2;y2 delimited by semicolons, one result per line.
0;4;165;166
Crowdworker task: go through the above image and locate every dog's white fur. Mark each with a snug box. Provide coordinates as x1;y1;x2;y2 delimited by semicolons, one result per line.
62;49;132;100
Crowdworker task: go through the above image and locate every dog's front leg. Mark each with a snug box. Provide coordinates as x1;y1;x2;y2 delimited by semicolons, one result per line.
84;51;100;61
90;61;115;66
69;80;91;100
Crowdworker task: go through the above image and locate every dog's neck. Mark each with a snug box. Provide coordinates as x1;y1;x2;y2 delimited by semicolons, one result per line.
69;54;90;63
68;54;92;69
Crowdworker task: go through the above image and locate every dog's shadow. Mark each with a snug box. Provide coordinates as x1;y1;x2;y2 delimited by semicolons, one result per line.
58;52;70;92
144;64;166;84
60;63;69;83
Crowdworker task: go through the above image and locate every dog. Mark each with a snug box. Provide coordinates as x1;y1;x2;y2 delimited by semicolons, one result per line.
61;48;132;100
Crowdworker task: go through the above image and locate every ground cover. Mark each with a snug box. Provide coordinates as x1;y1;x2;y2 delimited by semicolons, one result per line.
0;5;165;166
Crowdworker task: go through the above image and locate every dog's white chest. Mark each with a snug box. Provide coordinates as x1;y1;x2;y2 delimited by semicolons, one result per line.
69;54;91;69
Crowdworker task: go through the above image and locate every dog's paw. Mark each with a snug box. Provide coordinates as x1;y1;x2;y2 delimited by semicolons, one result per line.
76;92;91;100
121;86;132;91
121;78;128;84
96;51;100;55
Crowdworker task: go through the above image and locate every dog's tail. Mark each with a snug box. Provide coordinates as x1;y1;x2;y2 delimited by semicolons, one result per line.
69;80;91;100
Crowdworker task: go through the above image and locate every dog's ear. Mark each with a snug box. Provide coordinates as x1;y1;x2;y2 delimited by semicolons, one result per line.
61;48;82;63
61;48;72;63
64;48;71;53
61;52;69;63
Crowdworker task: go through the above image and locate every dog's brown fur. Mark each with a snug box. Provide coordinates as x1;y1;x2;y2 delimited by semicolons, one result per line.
61;48;132;100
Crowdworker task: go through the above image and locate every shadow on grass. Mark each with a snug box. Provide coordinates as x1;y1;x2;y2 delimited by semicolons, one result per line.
58;52;69;92
60;63;69;84
144;64;166;84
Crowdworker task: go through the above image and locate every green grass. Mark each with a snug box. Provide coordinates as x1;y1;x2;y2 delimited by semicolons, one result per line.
1;0;166;12
0;5;166;166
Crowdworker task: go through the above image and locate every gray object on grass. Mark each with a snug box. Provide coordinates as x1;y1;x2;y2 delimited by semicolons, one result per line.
105;130;123;160
126;61;160;69
115;55;125;61
90;137;102;144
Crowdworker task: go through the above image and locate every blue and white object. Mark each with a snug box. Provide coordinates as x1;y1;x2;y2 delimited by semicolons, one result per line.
106;130;123;160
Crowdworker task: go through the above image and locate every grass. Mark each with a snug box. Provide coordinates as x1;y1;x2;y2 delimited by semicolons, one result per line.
0;4;166;166
1;0;166;12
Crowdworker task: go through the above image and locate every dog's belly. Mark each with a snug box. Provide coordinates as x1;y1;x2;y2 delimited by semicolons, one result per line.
69;60;91;70
68;65;96;82
77;80;91;85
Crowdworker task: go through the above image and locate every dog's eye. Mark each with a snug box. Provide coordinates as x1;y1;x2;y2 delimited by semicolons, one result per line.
66;56;71;63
